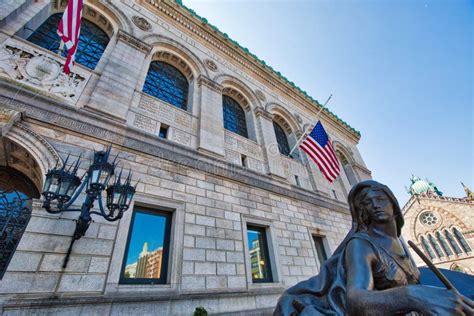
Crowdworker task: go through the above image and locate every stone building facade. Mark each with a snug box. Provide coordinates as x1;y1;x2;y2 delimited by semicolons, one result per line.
402;176;474;275
0;0;371;314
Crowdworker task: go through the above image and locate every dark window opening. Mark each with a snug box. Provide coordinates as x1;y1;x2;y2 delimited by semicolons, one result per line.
159;124;169;139
295;175;301;187
332;190;338;200
223;95;248;138
312;235;328;266
241;155;248;167
273;121;290;156
143;61;189;111
120;208;172;284
27;13;110;70
247;225;273;283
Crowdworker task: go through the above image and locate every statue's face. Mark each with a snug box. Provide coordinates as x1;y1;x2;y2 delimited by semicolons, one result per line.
360;189;394;224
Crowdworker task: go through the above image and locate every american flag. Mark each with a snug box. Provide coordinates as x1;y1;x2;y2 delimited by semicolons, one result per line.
300;121;340;182
57;0;84;74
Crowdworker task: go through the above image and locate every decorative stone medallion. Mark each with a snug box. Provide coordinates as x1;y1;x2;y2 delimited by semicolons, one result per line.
132;16;151;31
24;56;61;84
255;89;266;102
205;59;218;72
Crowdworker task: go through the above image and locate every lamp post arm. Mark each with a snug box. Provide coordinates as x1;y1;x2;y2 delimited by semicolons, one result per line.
94;195;122;222
62;174;88;209
42;199;81;214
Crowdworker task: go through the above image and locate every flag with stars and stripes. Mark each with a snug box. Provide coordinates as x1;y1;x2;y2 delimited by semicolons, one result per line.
300;121;340;182
57;0;84;74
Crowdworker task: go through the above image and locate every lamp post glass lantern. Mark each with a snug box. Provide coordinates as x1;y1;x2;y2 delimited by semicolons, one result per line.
42;145;136;267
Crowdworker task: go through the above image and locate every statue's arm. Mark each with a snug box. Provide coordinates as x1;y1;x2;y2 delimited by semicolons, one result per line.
345;238;417;315
345;238;473;316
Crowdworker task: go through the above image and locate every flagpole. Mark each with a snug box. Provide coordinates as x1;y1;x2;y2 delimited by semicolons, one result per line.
288;94;332;156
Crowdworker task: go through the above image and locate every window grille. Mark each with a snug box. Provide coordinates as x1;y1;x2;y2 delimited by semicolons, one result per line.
27;13;110;70
143;61;189;111
223;95;248;138
273;121;290;156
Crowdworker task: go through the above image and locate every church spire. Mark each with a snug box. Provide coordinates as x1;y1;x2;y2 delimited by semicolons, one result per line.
461;182;474;201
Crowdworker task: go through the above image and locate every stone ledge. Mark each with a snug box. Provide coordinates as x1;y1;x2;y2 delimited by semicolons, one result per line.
1;287;284;310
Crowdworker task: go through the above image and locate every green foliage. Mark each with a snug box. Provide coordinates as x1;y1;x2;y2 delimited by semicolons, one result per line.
193;306;208;316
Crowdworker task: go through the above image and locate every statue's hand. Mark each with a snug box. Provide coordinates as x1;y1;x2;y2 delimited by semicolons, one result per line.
291;300;321;316
411;286;473;315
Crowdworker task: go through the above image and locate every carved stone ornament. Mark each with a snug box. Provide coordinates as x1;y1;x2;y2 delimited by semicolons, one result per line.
132;15;152;31
255;89;266;102
0;38;89;105
205;59;218;72
294;113;303;124
0;107;21;136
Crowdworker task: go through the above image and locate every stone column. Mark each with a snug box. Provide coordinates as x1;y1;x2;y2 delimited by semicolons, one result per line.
197;75;225;157
85;30;151;122
254;107;286;178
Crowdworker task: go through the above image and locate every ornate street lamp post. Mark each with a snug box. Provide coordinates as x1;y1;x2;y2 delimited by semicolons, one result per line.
42;146;136;267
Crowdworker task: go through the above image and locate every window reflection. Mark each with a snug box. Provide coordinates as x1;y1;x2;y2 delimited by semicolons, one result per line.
121;209;171;284
247;225;272;283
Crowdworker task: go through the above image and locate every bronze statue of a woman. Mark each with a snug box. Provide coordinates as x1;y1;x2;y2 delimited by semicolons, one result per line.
274;180;473;315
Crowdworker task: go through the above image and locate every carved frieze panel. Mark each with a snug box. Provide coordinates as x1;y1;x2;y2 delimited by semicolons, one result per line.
0;39;91;105
224;130;262;158
138;94;197;134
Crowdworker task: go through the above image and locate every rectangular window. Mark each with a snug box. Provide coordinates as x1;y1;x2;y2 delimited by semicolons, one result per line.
120;208;172;284
247;225;273;283
241;154;248;167
312;235;328;266
159;124;169;139
295;175;301;187
332;189;338;200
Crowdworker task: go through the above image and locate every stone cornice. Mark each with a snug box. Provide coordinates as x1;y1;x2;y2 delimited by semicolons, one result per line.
197;75;223;93
117;29;152;54
0;81;349;215
141;0;361;142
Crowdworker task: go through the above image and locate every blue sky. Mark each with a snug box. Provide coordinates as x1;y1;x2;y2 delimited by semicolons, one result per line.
183;0;473;205
125;211;167;265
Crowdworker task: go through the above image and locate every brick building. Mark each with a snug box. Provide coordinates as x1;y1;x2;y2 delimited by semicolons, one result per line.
0;0;371;314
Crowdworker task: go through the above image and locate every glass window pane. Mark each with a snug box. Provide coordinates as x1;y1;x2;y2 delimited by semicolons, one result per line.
223;95;248;138
120;209;171;284
247;225;273;283
312;235;327;266
27;13;110;70
273;121;291;156
143;61;189;110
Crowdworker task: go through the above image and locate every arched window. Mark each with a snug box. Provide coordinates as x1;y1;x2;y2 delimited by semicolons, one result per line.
0;167;40;279
427;234;443;258
143;61;189;111
27;13;110;70
337;151;357;186
273;121;290;156
420;236;435;260
444;230;463;255
223;95;248;138
436;231;453;256
452;228;472;253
